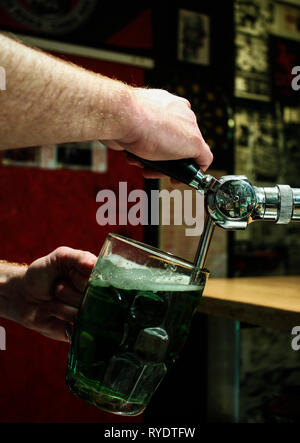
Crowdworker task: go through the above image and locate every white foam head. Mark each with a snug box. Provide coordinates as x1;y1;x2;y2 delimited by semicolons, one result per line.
93;254;202;292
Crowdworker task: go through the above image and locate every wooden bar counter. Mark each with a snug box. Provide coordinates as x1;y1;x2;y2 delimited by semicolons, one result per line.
199;276;300;331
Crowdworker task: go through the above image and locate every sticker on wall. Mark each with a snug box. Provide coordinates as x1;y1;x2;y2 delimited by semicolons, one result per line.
55;141;107;172
1;146;41;167
271;2;300;41
92;141;107;173
177;9;210;66
234;109;251;177
235;32;271;101
56;142;92;169
234;108;281;183
1;141;107;172
235;0;275;36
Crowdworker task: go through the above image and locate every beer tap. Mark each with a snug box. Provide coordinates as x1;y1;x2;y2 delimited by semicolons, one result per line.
126;153;300;270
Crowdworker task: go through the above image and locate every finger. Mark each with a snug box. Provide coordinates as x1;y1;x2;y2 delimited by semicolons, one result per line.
127;159;144;168
39;318;72;342
74;253;97;277
142;169;168;179
100;140;124;151
53;247;97;277
179;97;191;108
194;142;214;171
167;97;192;112
125;152;144;168
55;281;84;308
69;269;90;292
46;300;78;324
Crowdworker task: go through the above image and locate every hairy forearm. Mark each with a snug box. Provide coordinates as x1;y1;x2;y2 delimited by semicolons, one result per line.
0;261;27;321
0;33;133;149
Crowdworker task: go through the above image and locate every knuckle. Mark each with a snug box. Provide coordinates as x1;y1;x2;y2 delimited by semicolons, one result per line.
53;246;72;260
183;98;191;108
208;149;214;162
191;134;203;147
55;282;65;297
19;306;37;328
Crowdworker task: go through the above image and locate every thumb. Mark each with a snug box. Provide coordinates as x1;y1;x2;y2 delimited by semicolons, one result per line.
194;142;214;172
52;247;97;274
50;247;97;291
69;268;91;292
71;250;97;277
66;250;97;292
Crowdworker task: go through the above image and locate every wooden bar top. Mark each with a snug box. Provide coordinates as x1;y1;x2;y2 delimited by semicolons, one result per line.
199;276;300;331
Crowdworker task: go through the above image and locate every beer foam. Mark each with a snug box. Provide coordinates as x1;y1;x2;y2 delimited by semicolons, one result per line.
93;254;203;292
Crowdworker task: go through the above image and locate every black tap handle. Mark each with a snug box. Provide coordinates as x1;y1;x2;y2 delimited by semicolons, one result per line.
126;152;204;188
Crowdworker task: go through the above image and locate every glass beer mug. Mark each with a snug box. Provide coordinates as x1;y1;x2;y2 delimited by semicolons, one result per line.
66;234;208;416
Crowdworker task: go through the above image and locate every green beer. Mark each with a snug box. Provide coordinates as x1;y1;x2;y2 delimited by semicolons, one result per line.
66;236;208;416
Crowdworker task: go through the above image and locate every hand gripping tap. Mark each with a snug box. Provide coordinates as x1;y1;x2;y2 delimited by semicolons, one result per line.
127;153;300;270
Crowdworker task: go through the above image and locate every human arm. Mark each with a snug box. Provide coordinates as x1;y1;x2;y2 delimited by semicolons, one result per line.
0;33;213;170
0;247;97;342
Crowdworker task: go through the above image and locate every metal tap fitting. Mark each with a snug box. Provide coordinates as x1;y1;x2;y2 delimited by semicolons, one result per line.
253;185;300;224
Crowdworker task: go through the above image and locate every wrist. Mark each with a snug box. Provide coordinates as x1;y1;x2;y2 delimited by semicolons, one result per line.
0;262;28;323
82;74;136;142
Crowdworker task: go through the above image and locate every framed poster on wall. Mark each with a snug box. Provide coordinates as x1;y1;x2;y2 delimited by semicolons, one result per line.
177;9;210;66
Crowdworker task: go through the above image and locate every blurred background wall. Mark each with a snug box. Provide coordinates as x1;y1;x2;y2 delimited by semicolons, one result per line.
0;0;299;423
